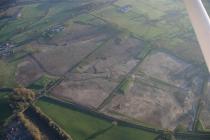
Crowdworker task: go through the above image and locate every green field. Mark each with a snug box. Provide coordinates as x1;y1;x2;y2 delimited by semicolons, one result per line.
93;0;187;40
27;74;57;91
20;4;46;19
0;0;86;44
92;0;204;63
0;61;17;87
0;92;12;126
36;97;158;140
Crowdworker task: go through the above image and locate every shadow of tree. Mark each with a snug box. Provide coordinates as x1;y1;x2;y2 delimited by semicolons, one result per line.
85;125;114;140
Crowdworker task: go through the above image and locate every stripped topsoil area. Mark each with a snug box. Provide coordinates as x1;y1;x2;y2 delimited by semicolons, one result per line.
103;51;206;130
15;56;44;86
51;37;145;108
32;23;110;76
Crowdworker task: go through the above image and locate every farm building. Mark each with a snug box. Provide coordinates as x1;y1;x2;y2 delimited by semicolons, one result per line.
119;5;132;13
0;43;15;57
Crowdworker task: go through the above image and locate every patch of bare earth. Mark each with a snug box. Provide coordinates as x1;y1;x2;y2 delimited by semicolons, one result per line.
33;24;108;76
0;6;21;17
15;56;44;86
51;38;145;108
139;51;204;92
103;51;205;130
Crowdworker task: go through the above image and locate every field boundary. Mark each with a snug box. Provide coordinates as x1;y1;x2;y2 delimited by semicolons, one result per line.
40;95;163;134
25;105;73;140
36;95;210;139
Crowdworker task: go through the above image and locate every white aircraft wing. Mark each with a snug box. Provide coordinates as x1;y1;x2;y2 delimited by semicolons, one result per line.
184;0;210;72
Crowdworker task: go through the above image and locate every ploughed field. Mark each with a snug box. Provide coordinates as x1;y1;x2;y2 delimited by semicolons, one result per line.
1;0;210;138
51;37;145;108
102;51;206;130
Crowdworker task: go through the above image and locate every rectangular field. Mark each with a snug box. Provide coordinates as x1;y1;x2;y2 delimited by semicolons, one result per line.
102;51;206;130
32;23;110;76
51;37;145;108
92;0;205;63
0;92;12;126
35;97;158;140
0;60;17;87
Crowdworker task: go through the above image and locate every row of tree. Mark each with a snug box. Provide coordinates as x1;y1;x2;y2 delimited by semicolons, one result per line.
9;87;36;111
29;105;71;140
8;87;42;140
17;112;42;140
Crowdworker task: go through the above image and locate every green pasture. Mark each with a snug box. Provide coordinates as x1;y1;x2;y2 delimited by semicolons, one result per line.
0;92;12;126
36;97;158;140
28;75;57;91
92;0;204;63
0;60;17;87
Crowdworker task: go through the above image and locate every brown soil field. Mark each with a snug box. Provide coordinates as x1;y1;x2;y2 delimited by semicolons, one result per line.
51;37;145;108
33;24;109;76
0;6;21;17
102;51;205;130
103;76;196;130
15;56;44;86
138;51;205;93
52;73;117;108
